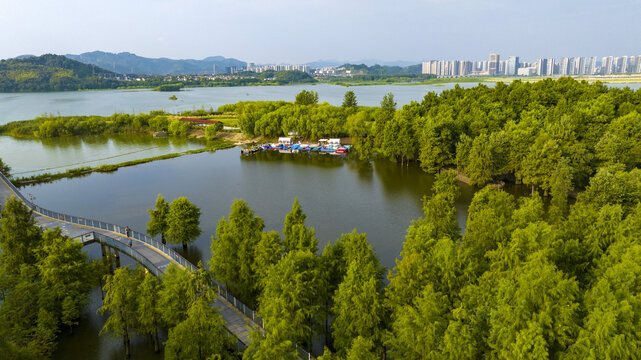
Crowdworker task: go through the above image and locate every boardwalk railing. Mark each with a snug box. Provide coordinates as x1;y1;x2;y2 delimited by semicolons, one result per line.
1;173;315;359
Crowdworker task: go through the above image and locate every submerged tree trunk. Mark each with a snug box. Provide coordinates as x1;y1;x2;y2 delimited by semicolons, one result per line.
161;233;166;245
153;321;159;352
123;332;131;359
182;241;187;250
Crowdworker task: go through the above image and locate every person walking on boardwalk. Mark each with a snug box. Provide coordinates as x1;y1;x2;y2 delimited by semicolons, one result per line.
125;226;131;237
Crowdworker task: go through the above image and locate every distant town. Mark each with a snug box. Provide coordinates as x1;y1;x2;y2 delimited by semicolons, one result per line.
421;53;641;77
96;52;641;83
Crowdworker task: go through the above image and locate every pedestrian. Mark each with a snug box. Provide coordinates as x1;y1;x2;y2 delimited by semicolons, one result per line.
125;226;130;237
129;238;133;247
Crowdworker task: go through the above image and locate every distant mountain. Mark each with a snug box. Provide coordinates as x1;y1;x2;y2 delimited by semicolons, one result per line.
306;59;420;68
0;54;120;92
65;51;246;75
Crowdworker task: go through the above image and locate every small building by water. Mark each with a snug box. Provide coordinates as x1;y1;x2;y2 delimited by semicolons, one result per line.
278;137;292;145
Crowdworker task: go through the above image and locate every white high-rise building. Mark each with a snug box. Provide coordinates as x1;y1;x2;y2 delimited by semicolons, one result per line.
547;58;555;76
489;53;500;75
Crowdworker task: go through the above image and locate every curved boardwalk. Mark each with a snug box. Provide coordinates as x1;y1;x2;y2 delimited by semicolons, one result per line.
0;173;260;349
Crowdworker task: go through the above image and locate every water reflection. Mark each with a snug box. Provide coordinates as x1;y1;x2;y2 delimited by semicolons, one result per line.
175;244;205;267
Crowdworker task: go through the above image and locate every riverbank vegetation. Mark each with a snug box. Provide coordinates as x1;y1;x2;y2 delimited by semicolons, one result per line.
155;83;182;92
228;78;641;195
0;108;238;138
0;196;99;358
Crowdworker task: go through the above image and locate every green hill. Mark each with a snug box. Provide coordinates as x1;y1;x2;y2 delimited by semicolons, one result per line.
0;54;121;92
65;51;247;75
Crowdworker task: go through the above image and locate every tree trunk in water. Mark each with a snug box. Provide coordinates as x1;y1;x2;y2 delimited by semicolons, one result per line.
161;234;166;245
124;332;131;359
532;185;535;196
182;241;187;250
153;324;159;352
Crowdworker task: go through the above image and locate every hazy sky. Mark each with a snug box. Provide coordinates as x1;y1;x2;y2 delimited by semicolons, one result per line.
1;0;639;64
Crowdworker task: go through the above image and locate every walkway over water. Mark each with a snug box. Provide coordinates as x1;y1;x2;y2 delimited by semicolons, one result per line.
0;173;262;351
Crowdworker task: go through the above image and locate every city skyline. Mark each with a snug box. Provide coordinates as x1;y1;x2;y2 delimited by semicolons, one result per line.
421;52;641;77
1;0;640;64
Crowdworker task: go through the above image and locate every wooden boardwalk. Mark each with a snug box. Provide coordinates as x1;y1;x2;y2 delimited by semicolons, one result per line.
0;173;258;348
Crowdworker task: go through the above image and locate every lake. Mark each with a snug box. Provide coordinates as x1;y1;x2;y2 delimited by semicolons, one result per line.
0;83;487;124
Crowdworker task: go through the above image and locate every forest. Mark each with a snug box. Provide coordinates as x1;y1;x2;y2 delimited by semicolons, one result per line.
228;78;641;193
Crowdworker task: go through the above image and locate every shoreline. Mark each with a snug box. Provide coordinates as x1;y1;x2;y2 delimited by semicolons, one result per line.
3;76;641;95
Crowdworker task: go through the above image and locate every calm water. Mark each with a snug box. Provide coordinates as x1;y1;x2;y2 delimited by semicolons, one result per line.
0;83;486;124
0;134;206;176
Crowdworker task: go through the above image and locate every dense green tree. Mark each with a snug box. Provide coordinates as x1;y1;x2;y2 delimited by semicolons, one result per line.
580;166;641;211
0;157;10;176
283;197;307;252
243;319;298;360
258;250;322;350
342;90;358;108
549;159;573;222
520;133;563;195
210;199;264;306
158;264;192;328
37;229;92;333
147;194;170;244
168;120;190;136
253;231;283;291
99;267;142;359
205;123;223;139
346;336;379;360
332;260;384;355
137;272;162;352
386;284;449;359
462;186;516;275
294;90;319;105
165;299;229;360
0;196;43;276
166;197;201;249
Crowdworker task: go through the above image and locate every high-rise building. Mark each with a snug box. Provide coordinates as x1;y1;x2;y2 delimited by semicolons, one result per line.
422;61;430;74
576;57;586;75
559;57;572;76
506;56;520;75
587;57;597;75
489;53;500;75
536;58;547;76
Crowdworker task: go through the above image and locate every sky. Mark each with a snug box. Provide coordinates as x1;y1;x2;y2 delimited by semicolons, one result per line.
1;0;640;64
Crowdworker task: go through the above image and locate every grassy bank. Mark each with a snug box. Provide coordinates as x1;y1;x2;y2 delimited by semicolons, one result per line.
13;140;235;187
